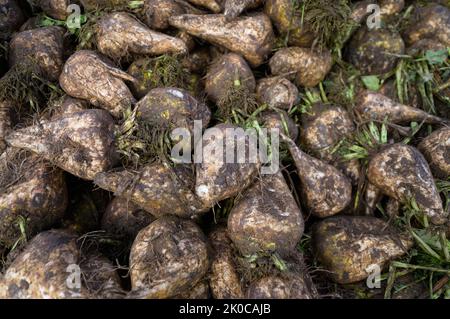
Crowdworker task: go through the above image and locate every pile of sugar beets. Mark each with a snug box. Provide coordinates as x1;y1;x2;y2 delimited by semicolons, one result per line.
0;0;449;299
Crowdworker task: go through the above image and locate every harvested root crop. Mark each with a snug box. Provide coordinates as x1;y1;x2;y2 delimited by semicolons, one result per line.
6;109;119;180
101;197;156;241
37;0;70;21
95;12;188;61
264;0;314;47
269;47;332;88
224;0;263;21
129;216;210;299
367;143;447;225
94;163;209;219
355;91;448;125
346;26;405;75
0;0;24;40
169;13;274;67
282;134;352;218
228;172;304;257
9;26;65;81
246;274;316;299
195;123;261;207
299;102;360;183
142;0;205;31
208;227;245;299
256;76;298;110
417;127;450;179
261;110;298;141
60;50;137;118
404;4;450;47
0;149;67;249
313;216;413;284
0;229;123;298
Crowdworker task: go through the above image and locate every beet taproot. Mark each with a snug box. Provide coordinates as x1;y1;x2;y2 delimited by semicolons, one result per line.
346;26;405;75
417;127;450;179
367;143;447;225
128;216;210;298
195;123;261;207
0;0;24;40
269;47;332;88
169;13;274;67
95;163;209;219
60;50;137;118
95;12;188;61
256;76;298;110
0;149;67;248
313;216;413;284
355;91;448;125
282;134;352;218
6;109;119;180
228;172;304;257
101;197;156;241
0;229;123;298
208;227;245;299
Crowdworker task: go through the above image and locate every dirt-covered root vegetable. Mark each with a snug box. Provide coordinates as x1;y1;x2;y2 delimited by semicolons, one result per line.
355;91;448;125
60;50;136;117
51;96;88;119
205;53;255;104
418;128;450;179
282;134;352;218
224;0;262;20
144;0;202;30
0;100;12;153
264;0;314;47
36;0;70;21
135;87;211;133
129;216;210;299
298;102;361;184
350;0;374;24
312;216;413;284
185;0;221;13
101;197;156;241
9;26;65;81
95;163;209;219
368;144;447;225
269;47;332;88
0;229;123;299
182;47;211;73
0;150;68;248
169;13;274;67
261;110;298;141
195;124;261;207
346;27;404;75
300;103;355;161
256;76;298;110
79;252;125;299
95;12;188;61
0;0;24;40
0;230;85;298
246;273;316;299
379;0;404;16
174;280;210;299
228;172;304;257
404;4;450;47
6;109;119;180
208;227;244;299
406;38;447;58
